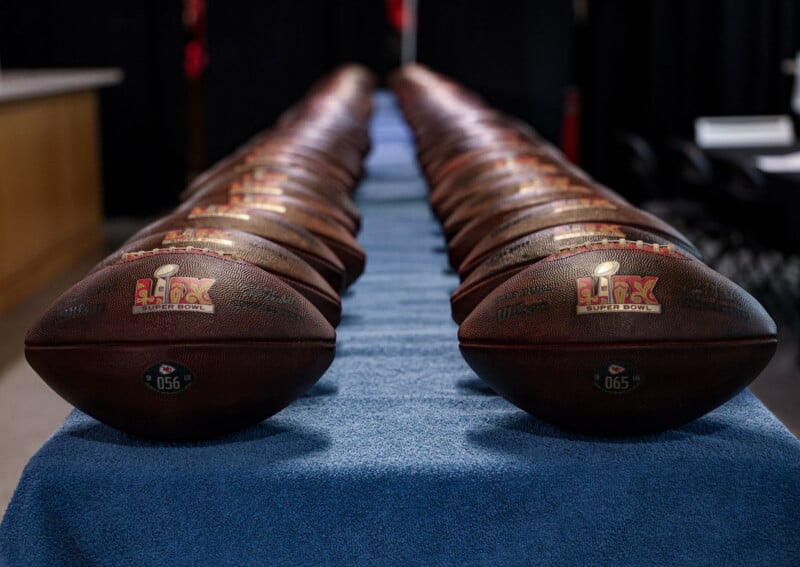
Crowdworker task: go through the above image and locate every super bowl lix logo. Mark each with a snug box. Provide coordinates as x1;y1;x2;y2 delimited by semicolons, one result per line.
133;264;216;314
576;261;660;315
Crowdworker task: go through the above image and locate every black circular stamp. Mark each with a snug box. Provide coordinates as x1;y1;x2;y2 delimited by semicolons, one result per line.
592;362;641;395
143;362;194;394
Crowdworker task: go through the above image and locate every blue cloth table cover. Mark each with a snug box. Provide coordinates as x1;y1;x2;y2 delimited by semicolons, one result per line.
2;93;800;567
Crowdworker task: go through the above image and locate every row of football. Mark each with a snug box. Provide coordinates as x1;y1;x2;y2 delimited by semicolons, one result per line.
390;64;777;434
25;64;377;440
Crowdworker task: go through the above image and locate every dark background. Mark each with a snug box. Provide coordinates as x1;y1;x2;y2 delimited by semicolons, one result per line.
581;0;800;191
0;1;186;216
0;0;798;215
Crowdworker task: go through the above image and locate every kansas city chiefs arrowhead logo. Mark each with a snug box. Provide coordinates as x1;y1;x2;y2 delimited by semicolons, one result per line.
159;364;176;375
608;364;625;375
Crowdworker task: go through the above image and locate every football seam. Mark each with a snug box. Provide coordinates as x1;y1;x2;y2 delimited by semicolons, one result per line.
458;336;777;349
25;339;336;348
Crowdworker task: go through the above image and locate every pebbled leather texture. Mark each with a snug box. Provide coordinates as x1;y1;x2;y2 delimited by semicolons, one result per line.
458;246;777;433
182;166;360;225
454;198;701;275
459;246;775;345
26;250;336;439
28;250;335;346
441;176;610;236
181;189;358;235
127;205;347;291
430;147;565;204
445;188;605;250
92;228;342;326
451;224;699;324
182;161;352;202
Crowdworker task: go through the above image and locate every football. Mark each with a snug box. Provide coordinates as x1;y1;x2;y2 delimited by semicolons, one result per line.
181;166;360;227
26;248;336;440
173;196;366;285
185;148;353;196
128;205;348;292
429;148;567;204
181;162;352;203
441;182;617;241
437;171;606;232
250;132;365;181
219;145;356;188
181;191;359;235
453;197;701;275
420;130;538;179
458;240;777;434
450;223;699;324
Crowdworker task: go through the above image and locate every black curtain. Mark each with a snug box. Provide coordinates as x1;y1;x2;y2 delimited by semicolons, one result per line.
0;1;186;216
0;1;396;214
582;0;800;185
204;0;394;164
417;0;574;145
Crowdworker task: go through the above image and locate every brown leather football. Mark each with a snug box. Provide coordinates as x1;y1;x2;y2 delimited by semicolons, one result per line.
26;248;336;440
441;180;613;239
416;118;538;168
181;190;359;235
239;145;357;187
171;196;365;287
181;167;360;226
436;169;594;227
271;114;371;157
250;132;364;181
458;240;777;434
181;162;352;203
186;148;354;197
429;144;578;193
446;191;631;257
93;228;342;326
450;223;699;324
128;205;347;292
453;198;701;275
431;161;596;222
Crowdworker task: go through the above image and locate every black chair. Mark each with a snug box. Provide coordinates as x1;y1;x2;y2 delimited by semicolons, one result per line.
646;139;732;264
664;140;714;195
612;131;660;203
715;158;770;239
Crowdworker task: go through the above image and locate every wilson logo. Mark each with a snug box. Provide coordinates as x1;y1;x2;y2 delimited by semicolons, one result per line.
576;261;660;315
133;264;216;314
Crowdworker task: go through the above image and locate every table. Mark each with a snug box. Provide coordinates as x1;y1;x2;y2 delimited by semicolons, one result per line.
0;69;123;313
2;93;799;566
